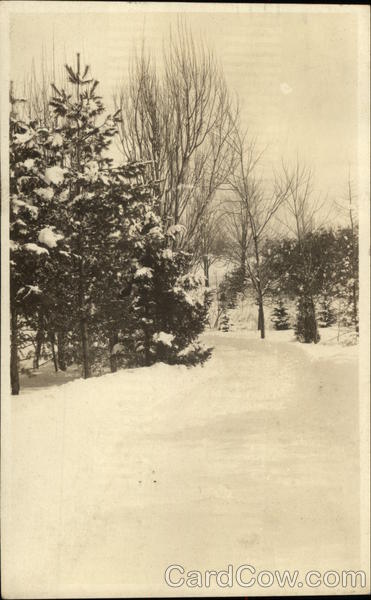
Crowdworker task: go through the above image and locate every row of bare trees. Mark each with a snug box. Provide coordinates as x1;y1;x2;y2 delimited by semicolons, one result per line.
112;24;342;341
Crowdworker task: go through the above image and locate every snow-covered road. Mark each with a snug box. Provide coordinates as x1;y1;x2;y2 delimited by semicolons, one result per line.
3;331;363;597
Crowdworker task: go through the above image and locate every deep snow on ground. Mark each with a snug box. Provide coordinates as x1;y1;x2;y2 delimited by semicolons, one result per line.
3;329;365;597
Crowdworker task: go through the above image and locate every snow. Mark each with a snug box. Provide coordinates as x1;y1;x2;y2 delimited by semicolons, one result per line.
38;227;64;248
111;343;124;355
59;189;69;202
84;160;99;183
14;129;34;144
20;284;42;297
23;243;49;256
35;187;54;201
51;133;63;147
23;158;35;169
173;285;195;306
3;331;363;597
44;166;66;185
12;197;39;217
108;230;121;239
167;223;186;236
162;248;174;259
264;326;358;363
99;173;109;186
134;266;153;279
153;331;174;346
148;225;164;239
9;240;19;251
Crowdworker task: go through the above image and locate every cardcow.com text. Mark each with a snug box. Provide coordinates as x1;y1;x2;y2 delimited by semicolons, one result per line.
164;564;367;590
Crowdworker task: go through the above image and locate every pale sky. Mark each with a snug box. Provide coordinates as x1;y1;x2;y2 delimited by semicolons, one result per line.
9;4;367;217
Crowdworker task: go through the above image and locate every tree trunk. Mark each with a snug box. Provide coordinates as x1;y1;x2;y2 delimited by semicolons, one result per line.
49;332;58;372
78;260;91;379
352;281;358;333
10;303;20;395
80;317;90;378
57;332;67;371
75;53;91;380
258;299;265;339
109;332;119;373
143;327;151;367
297;295;320;344
33;314;44;370
203;255;210;287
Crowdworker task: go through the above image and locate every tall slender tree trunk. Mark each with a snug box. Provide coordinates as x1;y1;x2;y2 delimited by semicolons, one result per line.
352;282;358;333
78;260;91;379
258;298;265;339
203;255;210;287
33;313;44;369
57;331;67;371
10;302;20;395
49;332;58;372
75;52;91;380
109;332;119;373
143;327;151;367
240;241;247;283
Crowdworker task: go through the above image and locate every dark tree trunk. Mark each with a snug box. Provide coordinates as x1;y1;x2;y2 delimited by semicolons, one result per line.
10;303;20;395
49;332;58;372
33;314;44;370
57;332;67;371
109;332;119;373
203;255;210;288
352;281;359;333
296;295;320;343
80;317;90;378
258;300;265;339
78;260;91;379
143;327;151;367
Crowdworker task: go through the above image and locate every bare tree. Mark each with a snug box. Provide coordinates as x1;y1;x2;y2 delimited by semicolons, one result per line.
188;196;227;287
114;23;237;246
226;128;291;338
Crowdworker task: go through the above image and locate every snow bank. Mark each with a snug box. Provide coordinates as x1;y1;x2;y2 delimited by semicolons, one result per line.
9;330;361;598
258;327;358;363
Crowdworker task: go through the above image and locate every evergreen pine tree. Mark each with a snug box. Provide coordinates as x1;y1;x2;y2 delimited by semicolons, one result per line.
317;295;336;328
9;90;66;392
219;312;231;332
10;57;213;392
113;223;213;367
271;298;291;330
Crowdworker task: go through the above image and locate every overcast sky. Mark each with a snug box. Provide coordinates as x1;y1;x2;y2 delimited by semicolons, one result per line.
9;3;367;217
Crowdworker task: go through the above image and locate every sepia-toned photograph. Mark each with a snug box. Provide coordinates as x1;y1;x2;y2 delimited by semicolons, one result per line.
1;2;370;598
